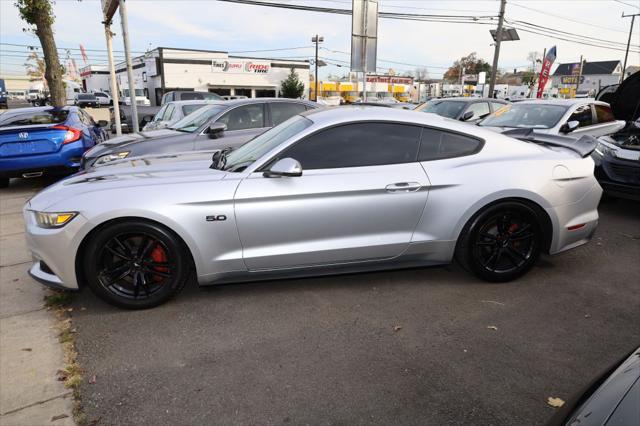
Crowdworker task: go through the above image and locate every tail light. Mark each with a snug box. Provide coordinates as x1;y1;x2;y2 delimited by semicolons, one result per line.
51;125;82;144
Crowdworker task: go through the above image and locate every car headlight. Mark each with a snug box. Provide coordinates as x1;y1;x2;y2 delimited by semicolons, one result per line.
94;151;130;166
594;142;615;158
33;211;77;228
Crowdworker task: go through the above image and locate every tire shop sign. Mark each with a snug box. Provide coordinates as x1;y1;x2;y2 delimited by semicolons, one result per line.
211;60;271;74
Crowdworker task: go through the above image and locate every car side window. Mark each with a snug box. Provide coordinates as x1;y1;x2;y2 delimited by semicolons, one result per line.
162;104;176;121
568;104;593;127
154;105;167;122
491;102;506;112
80;110;95;126
270;102;307;126
418;127;482;161
466;102;491;120
280;122;421;170
594;104;615;123
217;104;265;131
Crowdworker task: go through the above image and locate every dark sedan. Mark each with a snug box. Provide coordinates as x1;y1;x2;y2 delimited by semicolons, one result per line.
82;98;318;169
415;97;509;122
75;93;99;108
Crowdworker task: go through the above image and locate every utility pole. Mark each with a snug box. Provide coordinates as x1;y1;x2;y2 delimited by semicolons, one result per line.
103;21;122;136
459;65;465;96
621;12;639;83
119;0;139;133
312;34;323;101
488;0;507;98
575;55;584;98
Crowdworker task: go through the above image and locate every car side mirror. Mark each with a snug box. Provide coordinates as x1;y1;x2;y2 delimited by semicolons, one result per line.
460;110;474;121
207;122;227;139
141;114;154;124
263;158;302;178
560;120;580;134
97;120;108;127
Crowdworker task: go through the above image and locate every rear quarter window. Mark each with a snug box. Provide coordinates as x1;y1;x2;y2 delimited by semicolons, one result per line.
418;127;482;161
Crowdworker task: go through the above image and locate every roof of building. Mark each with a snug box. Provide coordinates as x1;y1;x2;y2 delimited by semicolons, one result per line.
553;60;621;76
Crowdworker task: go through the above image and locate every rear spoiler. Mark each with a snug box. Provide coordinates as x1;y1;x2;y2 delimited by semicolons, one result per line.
502;128;597;158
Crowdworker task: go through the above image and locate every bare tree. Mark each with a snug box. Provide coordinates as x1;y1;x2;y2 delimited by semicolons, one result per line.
16;0;65;106
526;51;543;72
24;51;46;82
414;67;430;81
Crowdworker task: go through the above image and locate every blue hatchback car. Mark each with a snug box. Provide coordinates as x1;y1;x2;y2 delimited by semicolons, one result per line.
0;106;108;187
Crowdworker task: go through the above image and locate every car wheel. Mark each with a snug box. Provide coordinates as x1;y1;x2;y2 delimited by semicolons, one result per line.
83;221;191;309
456;201;542;282
0;177;9;188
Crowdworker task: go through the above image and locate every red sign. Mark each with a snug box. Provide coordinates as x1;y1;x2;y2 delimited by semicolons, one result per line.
536;46;556;99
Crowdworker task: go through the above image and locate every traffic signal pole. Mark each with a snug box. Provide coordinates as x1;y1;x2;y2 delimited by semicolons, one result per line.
488;0;506;98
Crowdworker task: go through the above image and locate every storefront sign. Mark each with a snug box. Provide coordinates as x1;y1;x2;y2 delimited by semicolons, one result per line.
366;75;413;84
560;75;584;85
211;60;270;74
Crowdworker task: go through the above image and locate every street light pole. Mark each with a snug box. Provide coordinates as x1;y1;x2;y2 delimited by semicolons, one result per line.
488;0;507;98
119;0;139;133
620;12;639;83
575;55;584;98
312;35;323;101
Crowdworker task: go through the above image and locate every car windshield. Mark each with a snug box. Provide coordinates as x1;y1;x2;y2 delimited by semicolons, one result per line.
123;89;145;97
0;108;69;127
180;92;223;101
479;104;569;129
222;115;313;172
378;93;393;98
170;105;226;133
181;104;207;116
416;100;466;119
78;94;96;100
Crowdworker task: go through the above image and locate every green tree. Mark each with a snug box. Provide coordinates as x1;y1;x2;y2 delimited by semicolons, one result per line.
443;52;492;82
16;0;65;106
280;68;305;99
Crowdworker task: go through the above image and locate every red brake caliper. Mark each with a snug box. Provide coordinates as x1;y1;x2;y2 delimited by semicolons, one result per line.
150;245;168;283
508;223;519;247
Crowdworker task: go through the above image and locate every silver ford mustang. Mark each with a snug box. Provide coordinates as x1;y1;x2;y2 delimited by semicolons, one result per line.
24;107;602;309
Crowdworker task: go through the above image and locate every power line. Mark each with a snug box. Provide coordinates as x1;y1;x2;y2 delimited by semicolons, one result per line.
0;42;146;54
509;3;628;34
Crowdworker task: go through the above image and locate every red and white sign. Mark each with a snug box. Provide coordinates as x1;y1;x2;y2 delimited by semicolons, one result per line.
211;60;270;74
536;46;556;99
366;75;413;85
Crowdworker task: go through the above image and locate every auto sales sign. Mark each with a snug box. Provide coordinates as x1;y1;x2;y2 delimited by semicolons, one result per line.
211;60;270;74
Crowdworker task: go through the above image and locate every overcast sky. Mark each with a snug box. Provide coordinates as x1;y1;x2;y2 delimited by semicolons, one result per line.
1;0;639;79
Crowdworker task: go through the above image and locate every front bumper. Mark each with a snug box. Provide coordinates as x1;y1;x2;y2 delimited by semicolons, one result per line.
594;158;640;201
547;182;602;255
23;207;88;290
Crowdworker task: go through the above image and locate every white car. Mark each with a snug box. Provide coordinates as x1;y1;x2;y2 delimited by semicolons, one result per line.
93;91;112;107
142;100;220;131
478;99;625;138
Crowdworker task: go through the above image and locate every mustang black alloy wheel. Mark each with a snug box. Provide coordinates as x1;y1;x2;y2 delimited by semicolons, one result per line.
84;221;191;309
457;202;542;282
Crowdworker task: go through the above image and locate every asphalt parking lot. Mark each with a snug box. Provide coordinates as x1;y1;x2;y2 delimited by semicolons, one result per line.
2;176;639;426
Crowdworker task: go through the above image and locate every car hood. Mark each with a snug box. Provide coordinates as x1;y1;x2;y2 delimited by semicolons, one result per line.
84;129;194;160
28;157;225;211
101;128;182;146
599;70;640;122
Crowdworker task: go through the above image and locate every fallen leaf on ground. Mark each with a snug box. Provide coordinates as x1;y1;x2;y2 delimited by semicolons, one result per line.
481;300;505;306
21;348;32;352
487;325;498;331
393;325;402;332
89;375;96;384
51;414;69;421
547;397;565;408
80;307;87;311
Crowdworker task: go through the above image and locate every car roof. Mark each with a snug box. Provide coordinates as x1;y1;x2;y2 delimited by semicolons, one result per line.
301;105;499;138
516;98;597;106
167;100;224;106
431;97;507;103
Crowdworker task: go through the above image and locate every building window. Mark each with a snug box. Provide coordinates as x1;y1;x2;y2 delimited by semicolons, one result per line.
209;88;231;96
142;72;147;82
234;88;252;98
255;89;276;98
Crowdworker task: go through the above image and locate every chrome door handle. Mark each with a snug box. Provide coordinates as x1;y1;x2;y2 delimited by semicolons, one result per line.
385;182;422;193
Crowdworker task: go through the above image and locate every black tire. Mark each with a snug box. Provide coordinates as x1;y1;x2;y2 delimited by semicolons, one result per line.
456;201;542;282
0;177;9;188
83;221;191;309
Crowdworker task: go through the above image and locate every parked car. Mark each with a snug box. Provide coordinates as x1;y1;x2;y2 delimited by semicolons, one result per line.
0;106;108;187
478;99;626;137
546;346;639;426
160;90;223;105
0;78;7;109
415;97;508;122
75;93;99;108
26;107;601;309
93;91;112;107
110;104;162;134
142;100;218;131
87;98;318;169
121;88;150;106
592;70;640;201
377;92;399;104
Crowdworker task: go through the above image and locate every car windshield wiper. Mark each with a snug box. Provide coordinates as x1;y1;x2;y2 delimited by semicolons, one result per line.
210;147;233;170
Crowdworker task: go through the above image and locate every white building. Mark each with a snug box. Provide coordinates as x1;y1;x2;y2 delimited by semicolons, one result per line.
81;47;311;106
79;65;111;94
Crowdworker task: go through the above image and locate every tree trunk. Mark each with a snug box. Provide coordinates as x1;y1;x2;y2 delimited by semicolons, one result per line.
33;12;65;107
